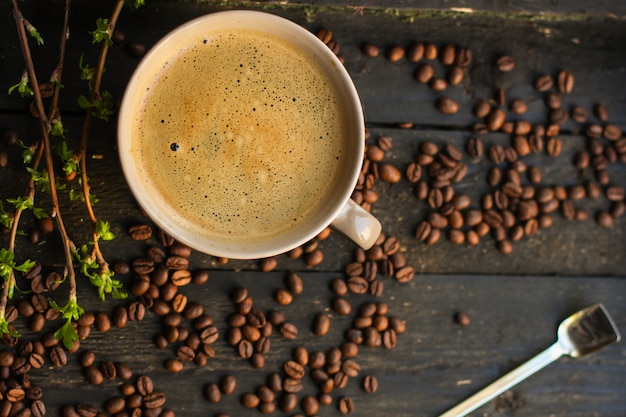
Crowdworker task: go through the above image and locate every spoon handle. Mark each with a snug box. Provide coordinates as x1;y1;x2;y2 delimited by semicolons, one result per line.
438;342;564;417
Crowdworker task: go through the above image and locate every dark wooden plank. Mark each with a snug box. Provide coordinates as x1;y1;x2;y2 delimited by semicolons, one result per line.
239;0;626;18
2;3;626;127
16;271;626;417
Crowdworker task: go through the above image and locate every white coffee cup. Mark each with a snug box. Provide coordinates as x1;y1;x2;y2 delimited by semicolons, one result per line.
118;10;381;259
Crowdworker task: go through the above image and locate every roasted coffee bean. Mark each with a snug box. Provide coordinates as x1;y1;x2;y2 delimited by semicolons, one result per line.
313;313;330;336
129;224;152;240
165;255;189;270
466;137;483;158
439;44;455;65
610;201;626;218
347;276;369;294
338;396;355;414
557;70;574;94
126;40;147;57
284;361;306;379
455;47;472;67
518;166;543;184
428;212;448;229
594;103;609;121
546;137;562;157
324;279;348;300
132;258;154;275
273;289;293;306
379;163;401;183
415;220;432;242
342;359;361;377
570;106;588;123
49;345;67;367
493;87;506;106
488;145;505;165
361;42;379;57
495;55;515;71
136;375;154;396
301;396;319;416
283;377;303;393
164;358;183;373
487;167;502;186
100;360;117;380
534;74;554;91
231;287;248;304
406;42;424;62
544;93;561;110
333;297;352;316
596;210;614;228
415;63;434;83
486;108;506;131
104;396;126;414
75;404;98;417
30;400;45;417
128;301;146;321
428;77;447;91
280;322;298;339
170;269;192;287
447;66;464;86
144;391;166;409
386;45;404;62
395;266;414;283
550;108;569;125
205;383;221;403
84;366;104;385
423;42;437;60
507;102;528;121
436;97;459;114
606;186;625;201
542;93;560;111
427;188;444;208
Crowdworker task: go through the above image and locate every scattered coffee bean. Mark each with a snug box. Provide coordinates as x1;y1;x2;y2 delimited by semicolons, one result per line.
436;97;459;115
496;55;515;72
386;45;405;62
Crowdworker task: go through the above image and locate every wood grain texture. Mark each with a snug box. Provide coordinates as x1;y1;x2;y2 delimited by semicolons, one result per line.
0;1;624;417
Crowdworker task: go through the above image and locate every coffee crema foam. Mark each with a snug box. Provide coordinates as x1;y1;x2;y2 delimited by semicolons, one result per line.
132;29;347;244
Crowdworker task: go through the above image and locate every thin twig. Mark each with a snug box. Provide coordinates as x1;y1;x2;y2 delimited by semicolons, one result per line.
79;0;125;270
9;0;77;297
49;0;72;121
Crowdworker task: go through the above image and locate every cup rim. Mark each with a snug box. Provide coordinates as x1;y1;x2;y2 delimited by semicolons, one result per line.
118;10;364;259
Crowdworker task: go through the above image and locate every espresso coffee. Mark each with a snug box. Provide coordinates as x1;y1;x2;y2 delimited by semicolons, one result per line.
130;28;347;244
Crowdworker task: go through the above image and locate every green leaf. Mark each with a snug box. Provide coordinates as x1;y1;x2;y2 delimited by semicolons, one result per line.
126;0;145;9
95;220;115;241
0;249;35;299
25;21;44;46
8;76;34;98
51;120;66;138
57;141;79;176
0;318;19;339
25;168;51;194
77;95;91;109
14;259;36;273
68;187;82;202
32;207;48;220
7;196;32;212
93;90;115;121
53;318;79;350
89;18;112;46
78;55;94;82
0;201;12;229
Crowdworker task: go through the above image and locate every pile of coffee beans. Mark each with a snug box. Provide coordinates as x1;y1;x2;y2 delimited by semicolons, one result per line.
61;372;173;417
361;41;626;254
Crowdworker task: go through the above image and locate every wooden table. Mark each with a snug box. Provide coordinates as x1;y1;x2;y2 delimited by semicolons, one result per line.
0;1;624;416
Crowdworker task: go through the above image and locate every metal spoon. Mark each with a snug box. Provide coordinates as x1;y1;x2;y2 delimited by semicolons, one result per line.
439;303;621;417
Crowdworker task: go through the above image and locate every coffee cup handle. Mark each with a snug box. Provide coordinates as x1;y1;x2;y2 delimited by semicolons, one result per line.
331;199;382;250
